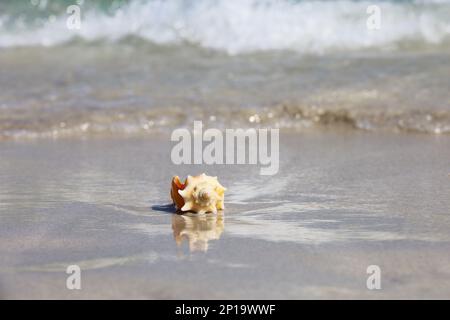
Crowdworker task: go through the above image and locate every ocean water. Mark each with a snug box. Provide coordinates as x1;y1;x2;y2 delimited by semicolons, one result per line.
0;0;450;139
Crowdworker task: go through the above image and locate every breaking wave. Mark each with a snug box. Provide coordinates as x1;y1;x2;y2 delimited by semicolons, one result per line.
1;0;450;54
2;104;450;140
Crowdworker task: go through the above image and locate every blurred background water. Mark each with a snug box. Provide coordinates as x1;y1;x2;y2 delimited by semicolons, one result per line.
0;0;449;139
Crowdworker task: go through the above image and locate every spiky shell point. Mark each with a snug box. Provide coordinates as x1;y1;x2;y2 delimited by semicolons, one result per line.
170;173;226;214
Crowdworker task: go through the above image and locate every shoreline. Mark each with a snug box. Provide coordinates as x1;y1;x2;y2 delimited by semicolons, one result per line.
1;129;450;299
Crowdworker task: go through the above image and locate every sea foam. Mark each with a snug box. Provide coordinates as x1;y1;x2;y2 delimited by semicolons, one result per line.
0;0;450;54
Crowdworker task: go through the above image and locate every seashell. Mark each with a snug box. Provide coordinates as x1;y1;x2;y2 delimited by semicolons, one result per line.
170;173;226;214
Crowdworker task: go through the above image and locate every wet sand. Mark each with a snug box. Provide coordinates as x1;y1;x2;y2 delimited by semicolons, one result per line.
1;129;450;299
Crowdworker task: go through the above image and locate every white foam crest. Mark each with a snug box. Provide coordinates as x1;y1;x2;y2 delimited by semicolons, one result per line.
0;0;450;53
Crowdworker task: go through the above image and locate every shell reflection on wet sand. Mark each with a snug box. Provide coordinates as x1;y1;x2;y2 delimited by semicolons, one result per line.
172;214;224;252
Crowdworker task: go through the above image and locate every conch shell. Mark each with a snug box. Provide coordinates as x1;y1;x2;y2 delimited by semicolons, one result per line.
170;173;226;214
